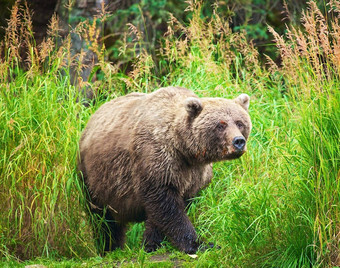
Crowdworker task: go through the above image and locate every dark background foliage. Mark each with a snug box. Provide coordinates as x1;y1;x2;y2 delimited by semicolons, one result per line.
0;0;310;66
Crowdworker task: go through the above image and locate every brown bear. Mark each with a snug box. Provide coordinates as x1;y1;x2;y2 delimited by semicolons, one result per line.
78;86;251;254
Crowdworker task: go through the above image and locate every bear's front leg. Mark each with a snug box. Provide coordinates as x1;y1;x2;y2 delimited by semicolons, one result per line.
143;219;164;252
142;185;199;254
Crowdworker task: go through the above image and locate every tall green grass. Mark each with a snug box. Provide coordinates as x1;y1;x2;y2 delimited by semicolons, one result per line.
296;90;340;265
0;0;339;266
268;2;340;264
0;4;99;259
0;70;96;259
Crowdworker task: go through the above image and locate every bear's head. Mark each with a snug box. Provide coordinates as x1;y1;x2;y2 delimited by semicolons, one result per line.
177;94;252;163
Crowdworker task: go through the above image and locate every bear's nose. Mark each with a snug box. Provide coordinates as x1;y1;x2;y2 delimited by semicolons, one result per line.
232;136;246;151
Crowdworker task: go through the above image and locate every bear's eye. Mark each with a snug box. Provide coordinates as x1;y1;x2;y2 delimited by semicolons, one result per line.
216;120;227;131
235;121;244;129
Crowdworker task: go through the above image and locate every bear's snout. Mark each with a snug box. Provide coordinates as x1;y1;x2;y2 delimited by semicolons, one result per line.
232;136;246;151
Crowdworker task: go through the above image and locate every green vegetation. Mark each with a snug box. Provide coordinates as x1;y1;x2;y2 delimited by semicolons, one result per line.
0;0;339;267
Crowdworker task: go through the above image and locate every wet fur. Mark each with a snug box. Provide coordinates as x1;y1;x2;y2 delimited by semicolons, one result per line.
79;86;251;253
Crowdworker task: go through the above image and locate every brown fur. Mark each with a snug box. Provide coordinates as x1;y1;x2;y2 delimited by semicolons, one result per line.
78;86;252;253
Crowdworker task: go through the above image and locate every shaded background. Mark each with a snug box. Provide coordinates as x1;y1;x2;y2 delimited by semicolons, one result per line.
0;0;310;67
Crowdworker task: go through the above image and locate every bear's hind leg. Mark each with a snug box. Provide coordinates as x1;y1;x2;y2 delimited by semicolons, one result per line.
143;219;165;252
102;216;127;253
92;208;127;254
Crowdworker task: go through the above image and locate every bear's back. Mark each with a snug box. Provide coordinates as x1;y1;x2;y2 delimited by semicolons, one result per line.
80;92;146;149
80;87;195;149
78;87;198;205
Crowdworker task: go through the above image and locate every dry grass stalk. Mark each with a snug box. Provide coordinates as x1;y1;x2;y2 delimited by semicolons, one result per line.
329;0;340;15
1;2;76;77
264;54;278;73
118;19;156;91
5;1;21;65
268;25;298;86
127;23;144;43
46;13;60;38
161;0;261;84
69;4;122;93
282;0;292;22
269;0;340;95
332;22;340;73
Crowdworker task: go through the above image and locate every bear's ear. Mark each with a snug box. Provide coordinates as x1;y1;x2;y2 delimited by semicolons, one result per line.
185;97;203;118
234;94;250;112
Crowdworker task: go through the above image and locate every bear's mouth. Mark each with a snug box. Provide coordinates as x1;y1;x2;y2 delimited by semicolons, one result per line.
221;147;246;160
224;151;245;160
